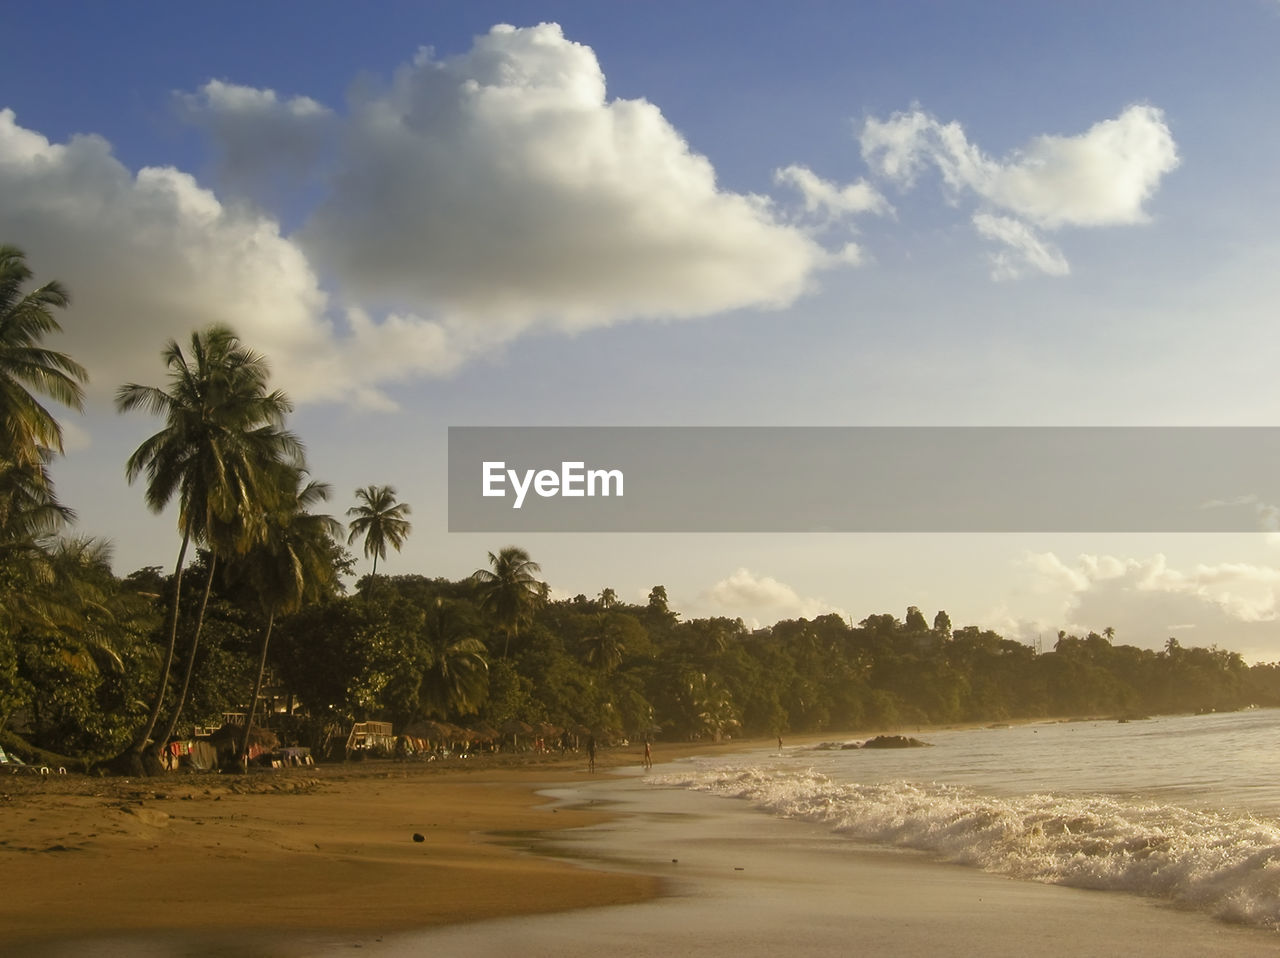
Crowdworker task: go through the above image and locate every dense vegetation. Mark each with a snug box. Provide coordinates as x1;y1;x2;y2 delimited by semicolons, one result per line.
3;244;1280;773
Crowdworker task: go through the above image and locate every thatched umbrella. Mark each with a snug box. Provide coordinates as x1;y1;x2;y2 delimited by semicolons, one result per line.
403;719;455;749
466;721;498;743
500;719;534;750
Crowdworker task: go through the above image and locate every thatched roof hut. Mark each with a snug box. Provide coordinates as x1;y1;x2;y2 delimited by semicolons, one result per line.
500;719;535;749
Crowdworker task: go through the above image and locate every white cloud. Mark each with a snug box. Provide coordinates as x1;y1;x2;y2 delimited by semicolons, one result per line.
176;80;334;193
298;22;840;334
861;104;1179;277
704;567;845;626
972;212;1069;280
1019;551;1280;660
2;24;857;411
0;109;337;401
774;164;891;222
0;109;490;409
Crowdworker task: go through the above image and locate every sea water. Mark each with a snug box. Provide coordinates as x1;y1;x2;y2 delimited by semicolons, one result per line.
651;709;1280;930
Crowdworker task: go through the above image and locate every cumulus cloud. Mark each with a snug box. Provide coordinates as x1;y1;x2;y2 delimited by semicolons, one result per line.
0;109;333;399
2;24;862;409
861;104;1179;277
704;568;845;626
0;109;488;408
176;79;334;194
296;23;839;333
1021;551;1280;660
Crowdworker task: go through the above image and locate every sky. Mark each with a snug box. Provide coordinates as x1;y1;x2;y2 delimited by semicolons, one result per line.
4;1;1280;660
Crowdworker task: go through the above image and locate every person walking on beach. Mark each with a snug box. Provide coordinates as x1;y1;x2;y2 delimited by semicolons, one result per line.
587;735;596;773
643;740;652;771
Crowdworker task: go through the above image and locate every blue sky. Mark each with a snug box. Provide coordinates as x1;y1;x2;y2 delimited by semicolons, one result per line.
5;2;1280;659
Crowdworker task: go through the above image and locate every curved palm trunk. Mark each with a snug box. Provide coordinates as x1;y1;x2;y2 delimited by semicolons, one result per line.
239;607;276;765
123;525;191;771
156;552;217;751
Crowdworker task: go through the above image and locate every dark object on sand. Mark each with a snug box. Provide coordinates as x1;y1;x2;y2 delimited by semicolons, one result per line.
860;734;932;749
412;833;425;843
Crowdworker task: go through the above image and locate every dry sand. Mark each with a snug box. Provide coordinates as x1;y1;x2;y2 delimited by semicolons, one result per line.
1;743;686;955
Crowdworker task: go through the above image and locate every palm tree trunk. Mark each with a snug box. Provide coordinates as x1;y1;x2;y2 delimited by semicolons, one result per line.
364;553;378;601
125;525;191;767
240;608;276;764
156;552;217;750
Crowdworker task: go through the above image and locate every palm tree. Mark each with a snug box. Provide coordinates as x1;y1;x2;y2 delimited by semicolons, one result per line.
0;245;87;470
472;546;545;657
0;453;73;628
419;599;489;718
1103;626;1116;645
0;536;145;740
0;247;84;634
346;485;412;594
237;469;342;761
582;615;626;676
116;325;301;771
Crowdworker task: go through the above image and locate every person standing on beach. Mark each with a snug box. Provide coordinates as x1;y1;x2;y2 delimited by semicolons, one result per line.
643;740;652;771
587;735;596;773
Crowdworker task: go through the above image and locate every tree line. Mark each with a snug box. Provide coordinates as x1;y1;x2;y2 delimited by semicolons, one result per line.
3;244;1280;775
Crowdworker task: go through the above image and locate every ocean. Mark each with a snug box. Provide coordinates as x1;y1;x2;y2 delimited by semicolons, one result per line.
652;709;1280;931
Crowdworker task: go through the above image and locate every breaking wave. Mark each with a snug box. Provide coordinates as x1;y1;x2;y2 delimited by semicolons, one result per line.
652;765;1280;929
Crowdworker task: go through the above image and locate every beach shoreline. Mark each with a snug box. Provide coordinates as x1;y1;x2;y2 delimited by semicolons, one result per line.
373;767;1280;958
9;724;1280;956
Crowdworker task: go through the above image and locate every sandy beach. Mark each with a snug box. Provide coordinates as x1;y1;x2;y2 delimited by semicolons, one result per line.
2;745;673;956
7;739;1280;957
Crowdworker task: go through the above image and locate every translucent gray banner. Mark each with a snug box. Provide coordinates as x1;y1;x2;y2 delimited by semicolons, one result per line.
447;427;1280;532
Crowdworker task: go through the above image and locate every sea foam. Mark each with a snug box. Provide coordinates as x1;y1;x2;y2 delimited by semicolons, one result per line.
652;764;1280;929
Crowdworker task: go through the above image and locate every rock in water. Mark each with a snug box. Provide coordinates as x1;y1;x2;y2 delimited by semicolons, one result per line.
861;734;932;749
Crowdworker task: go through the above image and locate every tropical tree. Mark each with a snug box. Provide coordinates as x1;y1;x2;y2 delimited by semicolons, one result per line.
418;598;489;718
0;246;86;646
346;485;412;594
0;455;73;637
6;537;156;755
582;615;626;676
236;469;343;761
472;546;545;657
116;325;301;771
0;245;87;470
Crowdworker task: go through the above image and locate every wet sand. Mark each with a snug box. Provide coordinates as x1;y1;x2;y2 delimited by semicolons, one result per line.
352;766;1280;958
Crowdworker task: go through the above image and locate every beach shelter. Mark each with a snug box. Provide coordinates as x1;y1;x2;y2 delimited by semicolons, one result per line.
209;724;280;764
500;719;534;750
